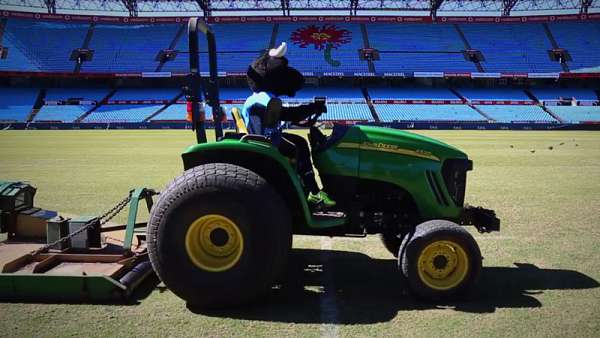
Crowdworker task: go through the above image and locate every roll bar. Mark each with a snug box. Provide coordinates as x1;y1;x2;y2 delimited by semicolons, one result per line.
187;17;223;143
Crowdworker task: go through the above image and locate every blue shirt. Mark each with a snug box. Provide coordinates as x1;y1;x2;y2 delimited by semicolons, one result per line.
242;91;280;136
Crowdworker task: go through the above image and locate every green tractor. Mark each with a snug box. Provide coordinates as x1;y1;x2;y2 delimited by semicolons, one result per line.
147;18;500;309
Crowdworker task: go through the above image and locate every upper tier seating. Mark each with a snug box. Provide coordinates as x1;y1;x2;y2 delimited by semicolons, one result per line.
1;18;599;75
0;88;38;122
275;23;369;74
45;88;109;102
546;106;600;123
368;87;458;100
110;88;181;101
475;105;555;122
1;20;87;72
84;105;164;122
34;105;93;122
375;104;485;122
162;24;272;73
82;24;181;72
531;88;598;101
457;88;531;101
367;24;476;73
460;23;562;73
550;22;600;72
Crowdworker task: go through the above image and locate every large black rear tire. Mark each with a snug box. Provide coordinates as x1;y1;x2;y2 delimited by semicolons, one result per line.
399;220;481;300
147;163;292;309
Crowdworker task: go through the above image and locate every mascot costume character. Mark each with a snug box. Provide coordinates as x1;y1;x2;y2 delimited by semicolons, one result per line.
242;42;336;207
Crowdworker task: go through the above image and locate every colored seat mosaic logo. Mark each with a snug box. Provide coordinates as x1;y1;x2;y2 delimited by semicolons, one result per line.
290;24;351;67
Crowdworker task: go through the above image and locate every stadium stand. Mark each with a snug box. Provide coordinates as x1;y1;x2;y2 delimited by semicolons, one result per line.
110;88;181;101
546;106;600;123
34;105;93;122
375;104;485;122
1;20;88;72
549;22;600;72
162;24;272;73
321;104;373;121
368;87;459;100
457;88;531;101
0;88;38;122
531;88;598;102
82;24;181;72
367;24;476;73
45;88;109;102
460;23;562;73
84;104;164;122
276;23;369;74
475;105;556;122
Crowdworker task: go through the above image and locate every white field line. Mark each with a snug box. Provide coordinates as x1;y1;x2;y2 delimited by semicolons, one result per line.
319;236;339;338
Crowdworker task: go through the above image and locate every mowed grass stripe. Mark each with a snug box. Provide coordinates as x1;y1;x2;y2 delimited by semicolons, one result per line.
0;130;599;337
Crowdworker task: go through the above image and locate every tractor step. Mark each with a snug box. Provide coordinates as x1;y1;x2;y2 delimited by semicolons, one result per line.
310;211;347;228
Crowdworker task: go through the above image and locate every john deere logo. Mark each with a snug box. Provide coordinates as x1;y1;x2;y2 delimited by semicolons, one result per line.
290;24;351;67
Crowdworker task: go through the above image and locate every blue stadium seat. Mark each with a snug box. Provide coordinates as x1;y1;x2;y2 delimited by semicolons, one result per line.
35;105;93;122
546;106;600;123
318;104;373;121
475;105;556;122
374;104;485;122
162;24;272;73
531;88;598;101
1;20;87;72
82;24;181;72
84;105;164;122
45;88;110;101
367;24;476;73
460;23;561;73
457;88;531;101
111;88;181;101
550;22;600;72
368;87;458;100
0;88;38;122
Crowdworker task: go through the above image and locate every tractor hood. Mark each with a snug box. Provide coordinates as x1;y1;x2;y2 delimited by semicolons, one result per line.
352;125;467;162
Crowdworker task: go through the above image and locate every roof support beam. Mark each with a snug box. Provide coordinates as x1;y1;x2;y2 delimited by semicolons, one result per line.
350;0;359;16
44;0;56;14
581;0;593;14
121;0;138;17
502;0;520;16
281;0;290;16
430;0;444;20
196;0;211;20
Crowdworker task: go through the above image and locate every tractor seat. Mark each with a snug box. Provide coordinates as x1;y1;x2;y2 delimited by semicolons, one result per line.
223;107;270;144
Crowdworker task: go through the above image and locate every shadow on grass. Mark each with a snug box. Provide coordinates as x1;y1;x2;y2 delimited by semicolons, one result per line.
193;248;599;323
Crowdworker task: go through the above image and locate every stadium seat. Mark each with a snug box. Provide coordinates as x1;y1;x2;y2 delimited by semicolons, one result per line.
475;105;556;122
0;88;39;122
374;104;485;122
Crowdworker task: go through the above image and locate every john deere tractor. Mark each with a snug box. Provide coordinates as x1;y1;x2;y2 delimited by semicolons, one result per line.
147;18;500;309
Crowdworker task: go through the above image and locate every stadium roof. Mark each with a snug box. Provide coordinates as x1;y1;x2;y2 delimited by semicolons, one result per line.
1;0;599;17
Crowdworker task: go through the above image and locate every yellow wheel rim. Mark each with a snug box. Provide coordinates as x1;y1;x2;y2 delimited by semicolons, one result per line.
417;240;469;290
185;214;244;272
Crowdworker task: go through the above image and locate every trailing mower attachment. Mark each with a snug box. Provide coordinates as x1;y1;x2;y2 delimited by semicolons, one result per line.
0;181;158;303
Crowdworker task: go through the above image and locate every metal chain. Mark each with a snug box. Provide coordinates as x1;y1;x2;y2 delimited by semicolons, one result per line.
29;192;133;257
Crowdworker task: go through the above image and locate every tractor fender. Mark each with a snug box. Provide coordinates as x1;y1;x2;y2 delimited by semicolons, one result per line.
181;141;312;230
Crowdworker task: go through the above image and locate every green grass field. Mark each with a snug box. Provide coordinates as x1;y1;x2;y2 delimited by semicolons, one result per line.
1;129;599;337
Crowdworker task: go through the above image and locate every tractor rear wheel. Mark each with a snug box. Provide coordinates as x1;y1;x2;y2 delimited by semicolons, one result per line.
399;220;481;300
147;163;292;309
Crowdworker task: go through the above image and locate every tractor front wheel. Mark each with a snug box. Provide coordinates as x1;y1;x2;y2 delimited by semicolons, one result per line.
399;220;481;300
147;163;292;309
